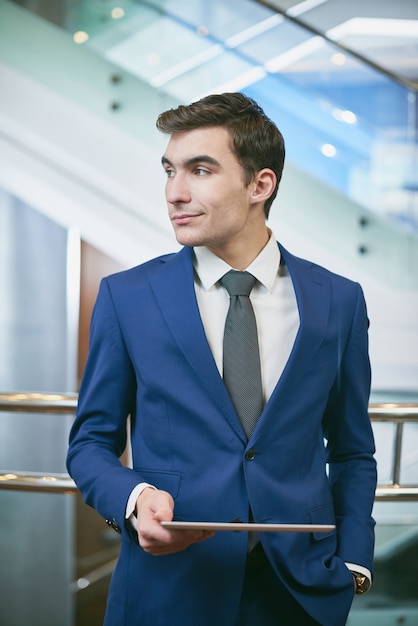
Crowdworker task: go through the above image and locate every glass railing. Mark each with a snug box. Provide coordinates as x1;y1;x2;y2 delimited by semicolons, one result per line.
1;392;417;498
349;500;418;625
0;392;77;493
351;400;418;624
4;0;417;235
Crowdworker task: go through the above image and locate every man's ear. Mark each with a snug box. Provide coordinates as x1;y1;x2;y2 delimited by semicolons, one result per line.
250;168;276;205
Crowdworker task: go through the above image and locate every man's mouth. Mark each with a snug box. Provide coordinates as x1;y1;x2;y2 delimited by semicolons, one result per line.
172;213;202;225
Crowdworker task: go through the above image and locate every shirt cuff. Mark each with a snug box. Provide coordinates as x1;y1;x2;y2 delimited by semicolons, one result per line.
125;482;157;521
345;562;372;588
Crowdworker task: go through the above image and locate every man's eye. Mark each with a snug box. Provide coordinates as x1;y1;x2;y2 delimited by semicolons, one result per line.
165;169;175;178
195;168;209;176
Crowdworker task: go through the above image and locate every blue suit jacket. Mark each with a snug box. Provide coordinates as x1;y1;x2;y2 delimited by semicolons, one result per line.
67;243;377;626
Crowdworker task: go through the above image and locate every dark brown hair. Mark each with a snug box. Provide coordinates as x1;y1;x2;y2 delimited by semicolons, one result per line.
156;92;285;218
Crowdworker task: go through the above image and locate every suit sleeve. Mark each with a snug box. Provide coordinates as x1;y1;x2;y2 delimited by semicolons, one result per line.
322;282;377;573
66;278;143;540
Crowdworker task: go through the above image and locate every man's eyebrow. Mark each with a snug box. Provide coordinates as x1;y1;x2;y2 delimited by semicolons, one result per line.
161;155;220;168
185;155;220;168
161;155;172;167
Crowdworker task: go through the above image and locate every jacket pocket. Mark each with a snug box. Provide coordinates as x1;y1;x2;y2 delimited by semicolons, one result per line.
134;468;182;499
308;502;337;540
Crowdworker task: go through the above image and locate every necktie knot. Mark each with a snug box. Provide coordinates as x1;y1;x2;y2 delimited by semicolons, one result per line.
220;270;257;298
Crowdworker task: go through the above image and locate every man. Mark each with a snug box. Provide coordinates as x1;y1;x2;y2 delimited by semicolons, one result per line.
67;93;377;626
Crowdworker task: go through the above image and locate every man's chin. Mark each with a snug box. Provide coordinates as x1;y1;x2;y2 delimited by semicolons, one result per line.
174;231;205;248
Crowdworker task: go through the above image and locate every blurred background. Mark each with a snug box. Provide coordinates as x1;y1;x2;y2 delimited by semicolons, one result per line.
0;1;417;624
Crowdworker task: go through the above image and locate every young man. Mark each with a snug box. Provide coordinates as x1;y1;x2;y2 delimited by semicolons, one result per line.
67;93;377;626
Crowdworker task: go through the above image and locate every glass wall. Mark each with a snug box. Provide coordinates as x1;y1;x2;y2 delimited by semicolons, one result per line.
0;191;78;626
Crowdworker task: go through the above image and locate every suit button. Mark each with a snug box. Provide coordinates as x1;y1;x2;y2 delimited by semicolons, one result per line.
230;518;243;531
245;449;256;461
105;518;122;534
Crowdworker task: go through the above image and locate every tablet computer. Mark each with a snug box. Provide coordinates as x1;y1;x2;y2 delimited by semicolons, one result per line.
160;521;335;533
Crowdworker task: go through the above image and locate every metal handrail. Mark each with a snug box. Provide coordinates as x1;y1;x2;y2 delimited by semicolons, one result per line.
0;470;77;494
0;391;77;413
0;392;78;493
369;403;418;421
369;403;418;501
0;393;417;498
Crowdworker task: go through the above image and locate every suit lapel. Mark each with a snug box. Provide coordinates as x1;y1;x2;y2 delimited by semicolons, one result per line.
252;245;332;438
146;246;246;440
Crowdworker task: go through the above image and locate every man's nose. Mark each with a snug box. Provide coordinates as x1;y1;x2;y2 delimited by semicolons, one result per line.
166;174;191;204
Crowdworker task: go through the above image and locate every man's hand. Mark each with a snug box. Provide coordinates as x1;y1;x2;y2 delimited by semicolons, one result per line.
135;487;214;556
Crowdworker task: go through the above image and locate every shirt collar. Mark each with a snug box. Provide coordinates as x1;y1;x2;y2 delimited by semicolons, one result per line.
193;231;281;291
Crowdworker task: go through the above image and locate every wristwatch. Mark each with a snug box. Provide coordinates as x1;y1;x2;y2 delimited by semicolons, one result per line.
352;571;371;594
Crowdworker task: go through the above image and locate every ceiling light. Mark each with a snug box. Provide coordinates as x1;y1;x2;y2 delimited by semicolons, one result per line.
321;143;337;157
73;31;89;44
331;52;346;66
111;7;125;20
196;26;209;37
332;109;357;124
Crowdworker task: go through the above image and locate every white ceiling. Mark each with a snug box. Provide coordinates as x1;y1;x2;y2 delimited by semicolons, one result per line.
262;0;418;83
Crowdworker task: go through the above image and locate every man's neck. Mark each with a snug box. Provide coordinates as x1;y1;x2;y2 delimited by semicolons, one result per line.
206;227;271;270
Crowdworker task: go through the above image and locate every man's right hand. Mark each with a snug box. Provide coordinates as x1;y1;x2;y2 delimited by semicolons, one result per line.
135;487;214;556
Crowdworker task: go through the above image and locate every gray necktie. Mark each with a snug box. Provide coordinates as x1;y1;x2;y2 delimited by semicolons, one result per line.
220;270;263;439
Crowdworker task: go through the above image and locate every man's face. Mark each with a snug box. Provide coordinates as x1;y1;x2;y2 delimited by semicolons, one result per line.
162;126;257;255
